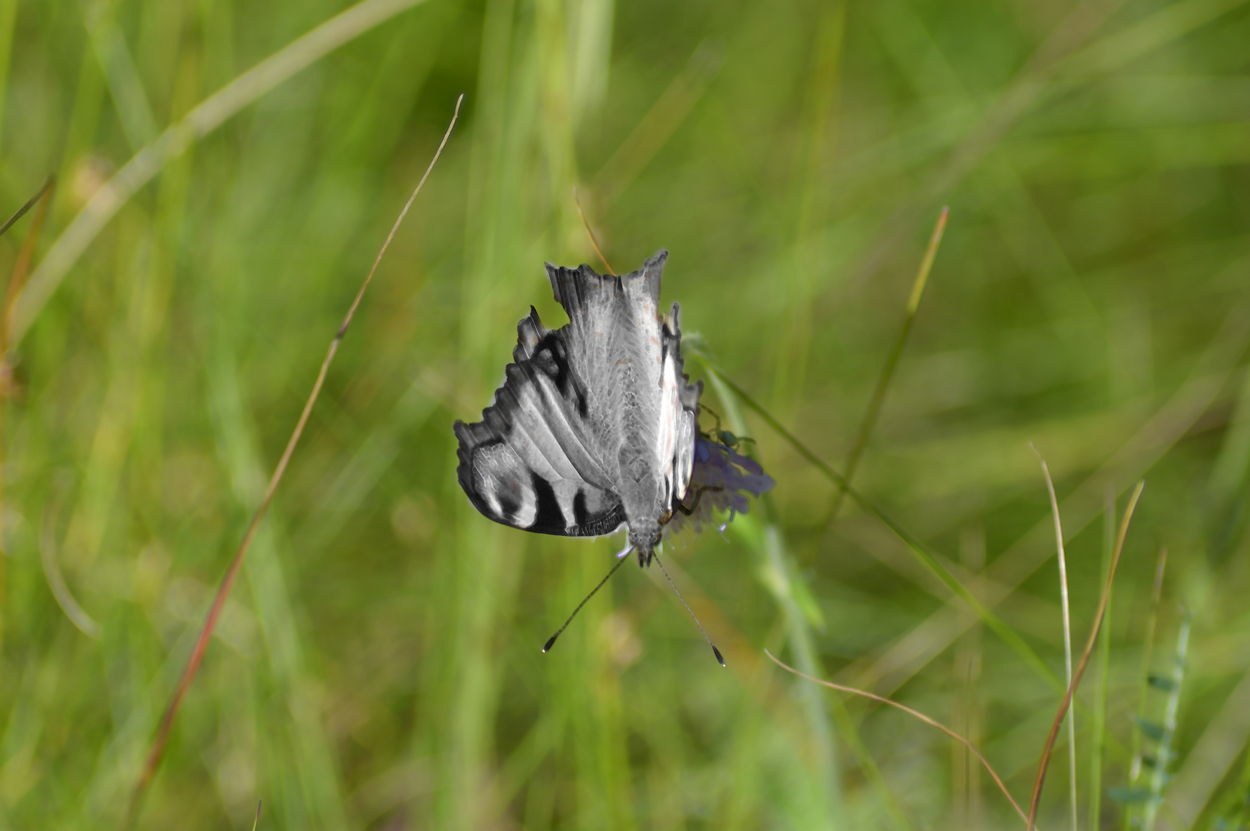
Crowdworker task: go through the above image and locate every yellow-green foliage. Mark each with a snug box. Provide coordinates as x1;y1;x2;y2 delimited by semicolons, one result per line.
3;0;1250;829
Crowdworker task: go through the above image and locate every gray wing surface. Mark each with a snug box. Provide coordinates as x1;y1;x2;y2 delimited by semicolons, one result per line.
455;305;626;537
455;250;701;538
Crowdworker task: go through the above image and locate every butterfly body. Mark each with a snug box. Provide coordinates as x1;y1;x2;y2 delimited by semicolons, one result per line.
454;251;700;566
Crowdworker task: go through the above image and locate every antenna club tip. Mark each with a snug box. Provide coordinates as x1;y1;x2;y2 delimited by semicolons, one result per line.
542;635;557;653
713;646;726;667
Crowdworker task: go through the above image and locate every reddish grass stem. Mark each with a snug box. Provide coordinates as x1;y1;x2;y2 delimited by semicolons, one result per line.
1027;480;1146;830
765;649;1029;826
2;175;55;354
2;174;56;650
0;174;54;240
573;187;616;276
124;94;463;826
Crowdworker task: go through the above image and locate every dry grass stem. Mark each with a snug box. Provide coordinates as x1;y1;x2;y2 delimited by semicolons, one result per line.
0;174;54;240
2;175;54;355
1032;443;1078;831
1;174;56;647
124;94;463;826
1028;480;1146;830
765;649;1029;826
573;188;616;276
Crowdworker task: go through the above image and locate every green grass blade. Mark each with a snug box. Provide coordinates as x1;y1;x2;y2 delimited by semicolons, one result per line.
1089;487;1114;831
710;371;845;826
823;206;948;529
700;358;1062;693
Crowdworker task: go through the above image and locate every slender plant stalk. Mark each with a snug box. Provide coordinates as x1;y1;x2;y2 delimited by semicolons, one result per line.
708;373;844;822
1;175;56;651
827;698;919;831
124;95;463;827
39;483;100;638
1028;480;1146;831
766;649;1029;826
1033;444;1078;831
697;357;1063;692
1143;610;1190;831
1129;547;1169;790
0;174;54;240
1089;487;1115;831
573;187;616;276
823;206;947;528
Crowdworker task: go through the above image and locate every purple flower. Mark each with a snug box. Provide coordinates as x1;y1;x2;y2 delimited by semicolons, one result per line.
665;437;775;539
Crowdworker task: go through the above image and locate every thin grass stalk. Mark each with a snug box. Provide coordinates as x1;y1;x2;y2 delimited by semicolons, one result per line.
123;95;462;827
1033;445;1078;831
1144;610;1191;831
9;0;434;348
39;483;100;638
1;175;55;649
1129;548;1169;795
697;357;1063;692
766;649;1029;826
823;206;947;528
1028;480;1146;831
573;188;615;276
1089;487;1115;831
707;371;844;822
0;174;54;240
827;698;919;831
957;526;987;830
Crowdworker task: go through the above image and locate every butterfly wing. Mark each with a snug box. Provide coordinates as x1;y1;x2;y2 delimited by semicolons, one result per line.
456;250;701;540
544;251;700;527
454;308;627;537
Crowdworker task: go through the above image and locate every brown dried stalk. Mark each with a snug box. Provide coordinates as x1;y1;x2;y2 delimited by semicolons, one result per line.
1027;479;1146;830
124;94;463;827
766;649;1029;826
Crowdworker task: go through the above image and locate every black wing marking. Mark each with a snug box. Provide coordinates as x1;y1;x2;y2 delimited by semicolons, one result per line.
454;309;626;538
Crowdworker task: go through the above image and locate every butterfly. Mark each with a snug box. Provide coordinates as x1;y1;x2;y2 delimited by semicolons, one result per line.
453;250;702;568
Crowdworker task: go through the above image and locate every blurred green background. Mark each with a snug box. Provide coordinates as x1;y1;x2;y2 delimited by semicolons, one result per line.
3;0;1250;828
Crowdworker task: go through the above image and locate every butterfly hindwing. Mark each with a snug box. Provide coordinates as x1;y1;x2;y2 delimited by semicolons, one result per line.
454;310;627;538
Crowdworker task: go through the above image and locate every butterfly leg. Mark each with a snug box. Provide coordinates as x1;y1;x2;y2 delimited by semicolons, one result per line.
672;486;723;516
698;404;724;438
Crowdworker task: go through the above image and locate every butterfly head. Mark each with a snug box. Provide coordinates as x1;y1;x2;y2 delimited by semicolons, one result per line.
628;522;662;567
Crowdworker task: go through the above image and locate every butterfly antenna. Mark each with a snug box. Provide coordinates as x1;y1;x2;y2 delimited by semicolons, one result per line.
650;550;726;667
542;551;630;654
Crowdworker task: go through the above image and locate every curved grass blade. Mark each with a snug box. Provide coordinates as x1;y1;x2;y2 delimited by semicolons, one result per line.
1028;480;1145;830
10;0;435;348
766;649;1029;827
822;206;947;529
1032;444;1078;831
1089;487;1115;831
